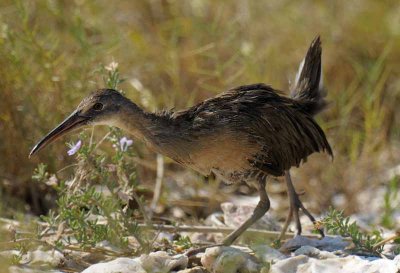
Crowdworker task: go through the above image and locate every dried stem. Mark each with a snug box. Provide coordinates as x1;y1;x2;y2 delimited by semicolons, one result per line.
150;154;164;218
137;224;321;240
373;233;400;250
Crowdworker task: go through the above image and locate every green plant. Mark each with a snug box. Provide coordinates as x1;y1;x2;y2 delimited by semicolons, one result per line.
322;208;384;255
174;235;192;250
36;63;152;254
394;238;400;255
381;176;399;229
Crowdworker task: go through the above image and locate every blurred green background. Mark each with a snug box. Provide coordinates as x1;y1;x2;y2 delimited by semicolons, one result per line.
0;0;399;218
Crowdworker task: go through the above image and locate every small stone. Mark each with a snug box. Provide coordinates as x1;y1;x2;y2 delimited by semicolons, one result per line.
0;250;25;262
294;245;320;256
1;248;64;267
139;251;188;272
82;257;145;273
171;207;186;219
270;255;310;273
96;240;122;253
252;245;287;263
201;246;260;273
29;248;64;267
294;245;337;259
204;212;225;227
9;266;62;273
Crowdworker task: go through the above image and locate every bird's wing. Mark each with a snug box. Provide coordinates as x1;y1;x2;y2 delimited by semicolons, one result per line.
173;84;331;176
204;84;331;175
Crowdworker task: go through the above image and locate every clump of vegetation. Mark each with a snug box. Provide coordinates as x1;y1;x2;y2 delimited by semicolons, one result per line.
322;208;385;255
32;63;152;255
381;176;399;229
173;235;193;252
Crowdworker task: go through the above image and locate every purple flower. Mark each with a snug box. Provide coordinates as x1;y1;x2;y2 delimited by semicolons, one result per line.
67;140;82;156
119;137;133;152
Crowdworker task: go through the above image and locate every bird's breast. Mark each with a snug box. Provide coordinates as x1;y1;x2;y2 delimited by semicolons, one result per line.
185;132;261;184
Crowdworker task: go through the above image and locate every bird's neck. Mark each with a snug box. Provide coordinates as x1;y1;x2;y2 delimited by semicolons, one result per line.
114;101;181;155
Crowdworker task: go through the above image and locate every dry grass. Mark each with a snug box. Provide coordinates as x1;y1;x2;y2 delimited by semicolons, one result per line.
0;0;399;217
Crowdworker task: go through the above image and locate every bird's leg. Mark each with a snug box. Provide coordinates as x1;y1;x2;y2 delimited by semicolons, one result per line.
185;178;270;257
278;171;324;240
279;193;294;240
222;178;270;246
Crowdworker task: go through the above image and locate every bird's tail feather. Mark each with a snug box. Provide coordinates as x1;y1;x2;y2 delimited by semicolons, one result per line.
291;36;326;116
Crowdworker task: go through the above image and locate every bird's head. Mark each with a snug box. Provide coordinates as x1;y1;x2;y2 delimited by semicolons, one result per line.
29;89;128;157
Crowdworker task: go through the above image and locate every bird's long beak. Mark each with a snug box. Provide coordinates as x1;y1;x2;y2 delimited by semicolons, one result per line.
29;110;89;157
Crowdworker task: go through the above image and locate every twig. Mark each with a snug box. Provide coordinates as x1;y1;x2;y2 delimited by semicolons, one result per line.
0;238;48;250
56;163;79;174
89;126;95;147
61;244;130;257
137;224;321;240
0;238;132;258
25;221;325;241
131;157;176;178
150;154;164;218
93;131;111;152
0;217;21;227
373;232;400;250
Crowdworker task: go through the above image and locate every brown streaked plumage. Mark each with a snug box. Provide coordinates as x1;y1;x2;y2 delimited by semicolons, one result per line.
30;37;331;250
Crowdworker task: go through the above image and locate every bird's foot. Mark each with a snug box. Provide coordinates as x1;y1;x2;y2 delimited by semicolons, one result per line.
293;196;325;237
279;193;324;240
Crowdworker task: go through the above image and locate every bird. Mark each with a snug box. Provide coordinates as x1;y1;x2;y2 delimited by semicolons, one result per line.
30;37;332;249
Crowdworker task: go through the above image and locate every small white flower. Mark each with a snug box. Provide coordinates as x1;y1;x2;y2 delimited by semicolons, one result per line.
119;137;133;152
240;41;253;56
105;61;118;72
67;140;82;156
45;175;58;186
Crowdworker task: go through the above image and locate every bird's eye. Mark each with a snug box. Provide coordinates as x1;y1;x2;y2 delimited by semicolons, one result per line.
93;103;104;111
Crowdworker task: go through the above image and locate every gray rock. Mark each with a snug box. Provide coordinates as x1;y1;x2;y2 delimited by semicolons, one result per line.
270;255;310;273
251;245;287;263
96;240;123;253
1;247;64;267
201;246;260;273
294;245;337;259
58;251;189;273
82;257;145;273
29;248;64;267
205;212;225;227
139;251;188;272
0;250;27;263
9;266;62;273
270;254;400;273
280;235;350;252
